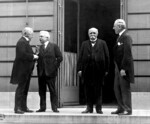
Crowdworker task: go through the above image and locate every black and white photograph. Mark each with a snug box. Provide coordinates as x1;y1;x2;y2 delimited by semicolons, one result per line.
0;0;149;124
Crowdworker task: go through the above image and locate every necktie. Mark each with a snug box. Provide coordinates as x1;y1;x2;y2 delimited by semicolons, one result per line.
41;44;45;51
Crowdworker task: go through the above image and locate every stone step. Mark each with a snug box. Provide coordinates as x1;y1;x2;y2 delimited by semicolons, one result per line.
0;108;150;124
0;92;149;109
0;92;149;124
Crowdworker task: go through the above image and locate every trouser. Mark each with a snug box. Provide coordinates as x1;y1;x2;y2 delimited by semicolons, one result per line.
84;81;103;111
38;73;58;111
114;64;132;112
14;75;31;111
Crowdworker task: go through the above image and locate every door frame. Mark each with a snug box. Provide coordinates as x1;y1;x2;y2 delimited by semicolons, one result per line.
120;0;127;24
55;0;65;107
56;0;125;107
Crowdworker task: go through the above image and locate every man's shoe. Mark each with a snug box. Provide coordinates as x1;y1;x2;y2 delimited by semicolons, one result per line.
23;108;33;113
82;109;93;113
96;110;103;114
15;109;24;114
53;109;59;113
118;111;132;115
36;109;46;112
111;110;124;114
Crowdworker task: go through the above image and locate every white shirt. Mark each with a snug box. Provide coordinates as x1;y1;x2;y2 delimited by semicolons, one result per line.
91;42;96;47
119;29;126;36
91;38;97;47
44;41;49;49
23;36;29;41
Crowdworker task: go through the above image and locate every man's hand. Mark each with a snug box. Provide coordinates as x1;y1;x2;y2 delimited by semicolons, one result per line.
78;71;82;77
105;72;108;76
120;69;126;76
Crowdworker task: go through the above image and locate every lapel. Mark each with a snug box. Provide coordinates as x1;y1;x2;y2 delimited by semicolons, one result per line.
40;42;51;52
22;37;29;44
40;42;51;55
87;39;99;53
93;39;98;50
118;30;126;43
22;36;26;41
45;42;52;53
87;40;92;52
40;44;45;55
115;30;127;48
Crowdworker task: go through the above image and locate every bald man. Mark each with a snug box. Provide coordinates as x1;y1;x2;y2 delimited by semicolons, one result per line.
77;27;109;114
36;31;63;113
111;19;134;115
10;27;38;114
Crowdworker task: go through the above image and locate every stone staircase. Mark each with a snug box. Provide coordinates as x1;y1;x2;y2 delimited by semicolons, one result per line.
0;108;150;124
0;92;149;124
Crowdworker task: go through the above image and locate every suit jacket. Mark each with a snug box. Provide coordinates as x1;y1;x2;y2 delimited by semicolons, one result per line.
77;39;109;78
37;42;63;77
113;31;134;83
10;37;35;84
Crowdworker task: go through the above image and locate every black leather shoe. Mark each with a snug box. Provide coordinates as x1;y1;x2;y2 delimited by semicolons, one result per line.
111;110;124;114
53;109;59;113
96;110;103;114
15;109;24;114
118;111;132;115
36;109;46;112
82;109;93;113
23;108;33;113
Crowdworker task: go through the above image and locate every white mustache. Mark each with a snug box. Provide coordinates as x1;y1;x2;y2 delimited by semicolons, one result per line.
90;36;96;39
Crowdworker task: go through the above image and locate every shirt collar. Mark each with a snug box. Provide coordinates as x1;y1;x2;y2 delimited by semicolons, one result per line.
119;29;126;36
44;41;49;48
23;36;29;41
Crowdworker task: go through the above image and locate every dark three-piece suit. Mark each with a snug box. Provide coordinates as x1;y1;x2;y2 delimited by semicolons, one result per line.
37;42;63;111
77;39;109;112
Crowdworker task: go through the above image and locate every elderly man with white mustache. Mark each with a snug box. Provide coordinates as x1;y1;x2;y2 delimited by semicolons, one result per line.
77;27;109;114
36;31;63;113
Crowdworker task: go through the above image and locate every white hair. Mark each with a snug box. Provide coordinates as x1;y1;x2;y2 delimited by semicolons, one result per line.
114;19;126;29
40;31;50;40
88;27;98;35
22;27;33;36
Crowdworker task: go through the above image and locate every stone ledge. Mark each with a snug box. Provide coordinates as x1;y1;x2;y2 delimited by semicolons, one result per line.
0;108;149;124
0;92;149;110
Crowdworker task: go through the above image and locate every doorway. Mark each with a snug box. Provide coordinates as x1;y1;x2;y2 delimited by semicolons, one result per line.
64;0;120;105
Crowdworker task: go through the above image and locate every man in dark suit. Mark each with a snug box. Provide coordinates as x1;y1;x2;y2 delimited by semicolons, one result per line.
77;27;109;114
111;19;134;115
10;27;39;114
36;31;63;113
